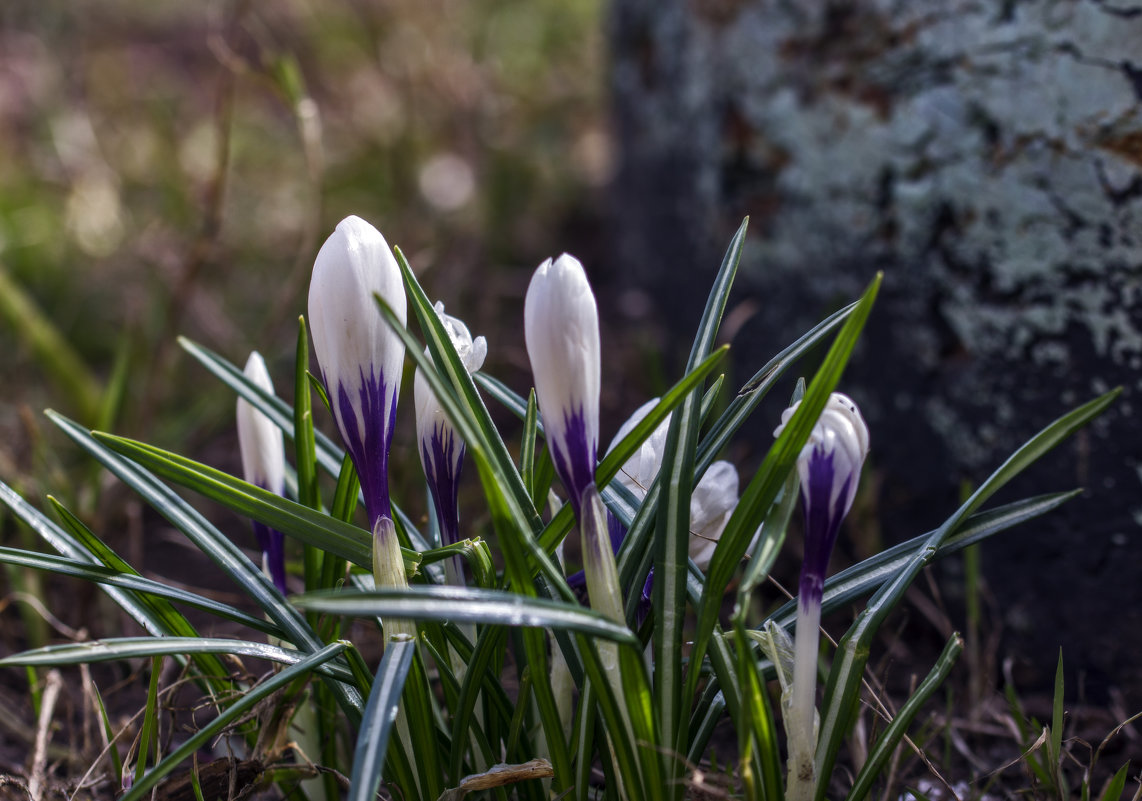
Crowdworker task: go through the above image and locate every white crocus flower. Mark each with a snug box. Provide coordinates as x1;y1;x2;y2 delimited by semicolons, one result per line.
307;214;407;528
524;253;600;517
413;302;486;585
773;391;870;801
236;351;288;593
607;398;739;570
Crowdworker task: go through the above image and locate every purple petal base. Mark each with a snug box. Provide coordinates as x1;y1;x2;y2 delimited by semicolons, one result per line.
330;365;398;528
422;423;464;546
550;405;597;519
253;520;288;594
798;446;853;606
567;509;626;592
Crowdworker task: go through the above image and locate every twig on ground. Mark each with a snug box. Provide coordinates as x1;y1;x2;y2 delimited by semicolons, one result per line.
29;669;63;801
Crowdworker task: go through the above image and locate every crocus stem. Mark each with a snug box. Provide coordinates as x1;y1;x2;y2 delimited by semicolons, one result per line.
788;592;822;801
579;485;637;799
372;516;416;642
371;517;423;796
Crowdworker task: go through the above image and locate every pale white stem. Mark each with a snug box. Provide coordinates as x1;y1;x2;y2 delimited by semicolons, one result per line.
580;486;636;800
788;597;822;801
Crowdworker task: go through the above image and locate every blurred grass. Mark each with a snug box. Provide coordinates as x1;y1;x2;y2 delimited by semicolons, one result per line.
0;0;610;504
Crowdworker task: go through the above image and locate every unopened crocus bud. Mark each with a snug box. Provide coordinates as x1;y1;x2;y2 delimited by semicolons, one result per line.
524;254;600;518
774;392;869;603
773;391;869;801
236;351;288;594
414;302;486;584
307;215;407;528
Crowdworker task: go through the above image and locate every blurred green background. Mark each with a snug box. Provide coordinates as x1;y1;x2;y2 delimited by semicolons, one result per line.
0;0;614;506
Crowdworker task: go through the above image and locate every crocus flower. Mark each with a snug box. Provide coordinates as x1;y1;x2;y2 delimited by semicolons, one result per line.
608;398;739;571
413;302;486;584
307;215;407;529
525;254;627;626
236;351;288;593
775;392;869;607
524;254;600;518
773;391;869;801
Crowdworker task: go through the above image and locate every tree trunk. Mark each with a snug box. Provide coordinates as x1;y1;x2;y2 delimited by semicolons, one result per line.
611;0;1142;699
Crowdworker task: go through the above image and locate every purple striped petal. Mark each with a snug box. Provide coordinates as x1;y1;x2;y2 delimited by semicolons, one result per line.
550;405;597;518
330;364;398;528
797;445;854;606
421;422;464;546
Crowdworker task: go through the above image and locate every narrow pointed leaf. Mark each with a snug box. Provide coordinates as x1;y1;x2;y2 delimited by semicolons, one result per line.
0;637;356;682
293;587;638;646
92;432;420;576
0;546;281;636
349;638;416;801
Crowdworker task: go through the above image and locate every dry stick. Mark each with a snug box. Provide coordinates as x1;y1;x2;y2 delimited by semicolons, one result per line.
29;669;63;801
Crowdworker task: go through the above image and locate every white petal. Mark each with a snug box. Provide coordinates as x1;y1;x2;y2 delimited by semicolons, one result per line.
607;398;663;498
774;391;870;518
307;215;407;447
236;351;285;494
689;460;739;568
524;253;600;460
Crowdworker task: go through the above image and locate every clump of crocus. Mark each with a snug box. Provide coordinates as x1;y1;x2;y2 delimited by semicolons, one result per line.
774;392;869;801
236;351;288;594
524;255;622;623
413;302;486;586
307;215;410;636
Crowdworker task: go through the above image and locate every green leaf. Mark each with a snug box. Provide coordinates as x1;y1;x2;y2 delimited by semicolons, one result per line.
767;492;1080;630
179;336;345;478
0;637;355;683
1098;761;1131;801
92;432;420;576
45;411;364;721
0;481;170;638
119;643;348;801
349;638;416;801
292;587;639;646
1051;649;1065;774
0;546;281;636
656;218;748;793
137;656;162;783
